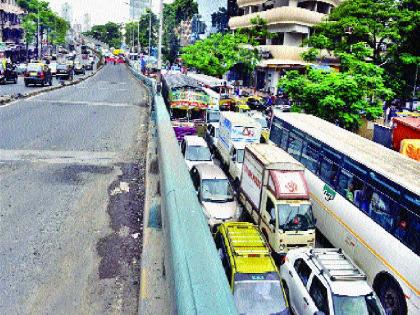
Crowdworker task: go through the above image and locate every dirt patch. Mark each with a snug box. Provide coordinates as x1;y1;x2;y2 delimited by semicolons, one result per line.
149;158;159;175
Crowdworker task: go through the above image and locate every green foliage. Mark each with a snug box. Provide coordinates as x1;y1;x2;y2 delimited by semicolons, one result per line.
84;22;122;48
17;0;69;46
163;0;198;62
280;52;393;130
181;32;260;77
238;15;273;45
125;9;158;50
306;0;419;99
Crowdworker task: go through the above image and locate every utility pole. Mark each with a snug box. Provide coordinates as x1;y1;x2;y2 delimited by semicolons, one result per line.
148;0;152;63
37;4;40;60
157;0;163;72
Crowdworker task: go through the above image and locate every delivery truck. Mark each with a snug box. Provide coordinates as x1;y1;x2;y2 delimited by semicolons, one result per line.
216;112;261;186
239;143;316;258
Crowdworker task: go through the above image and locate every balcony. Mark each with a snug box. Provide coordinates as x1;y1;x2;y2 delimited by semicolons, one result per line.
237;0;343;8
237;0;265;7
0;3;25;15
257;45;337;67
229;6;325;30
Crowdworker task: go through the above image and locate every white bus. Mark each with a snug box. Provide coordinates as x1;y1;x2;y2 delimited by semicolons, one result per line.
269;112;419;315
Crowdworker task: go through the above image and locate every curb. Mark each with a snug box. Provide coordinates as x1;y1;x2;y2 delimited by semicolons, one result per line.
0;65;104;106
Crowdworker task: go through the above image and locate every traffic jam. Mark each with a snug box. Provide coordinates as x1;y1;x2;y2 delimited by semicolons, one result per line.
0;43;96;88
161;73;391;315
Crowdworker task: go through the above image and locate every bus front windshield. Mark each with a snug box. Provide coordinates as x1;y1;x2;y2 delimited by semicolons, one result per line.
333;294;385;315
207;110;220;123
233;273;288;315
278;204;315;231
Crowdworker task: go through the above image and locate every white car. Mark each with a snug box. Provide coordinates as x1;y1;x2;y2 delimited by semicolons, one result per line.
190;164;239;231
180;135;213;170
281;248;385;315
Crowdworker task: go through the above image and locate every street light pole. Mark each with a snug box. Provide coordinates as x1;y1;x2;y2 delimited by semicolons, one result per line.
157;0;163;71
37;5;40;60
148;0;152;67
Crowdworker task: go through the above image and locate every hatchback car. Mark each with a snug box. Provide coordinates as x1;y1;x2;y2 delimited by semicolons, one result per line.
56;64;73;80
24;63;52;87
180;135;213;170
190;164;239;230
281;248;385;315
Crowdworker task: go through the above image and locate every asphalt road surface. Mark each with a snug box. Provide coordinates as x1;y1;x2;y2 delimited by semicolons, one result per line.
0;64;149;314
0;66;96;97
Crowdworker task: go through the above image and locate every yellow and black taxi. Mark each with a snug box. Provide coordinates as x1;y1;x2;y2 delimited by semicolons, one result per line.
214;222;290;314
24;62;53;87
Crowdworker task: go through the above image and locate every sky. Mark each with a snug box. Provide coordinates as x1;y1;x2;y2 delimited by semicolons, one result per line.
46;0;171;26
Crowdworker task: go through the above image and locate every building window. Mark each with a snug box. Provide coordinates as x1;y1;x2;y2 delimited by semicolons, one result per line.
271;33;284;45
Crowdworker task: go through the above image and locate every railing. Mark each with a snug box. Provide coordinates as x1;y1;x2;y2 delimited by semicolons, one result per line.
128;66;238;315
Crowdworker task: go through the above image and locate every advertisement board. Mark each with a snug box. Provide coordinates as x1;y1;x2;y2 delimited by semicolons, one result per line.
241;152;264;208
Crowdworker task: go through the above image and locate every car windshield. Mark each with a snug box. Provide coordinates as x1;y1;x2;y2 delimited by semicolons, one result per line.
278;204;315;231
255;118;268;129
201;179;234;202
185;145;211;161
207;111;220;123
233;274;288;315
27;64;42;72
57;65;67;70
236;149;245;163
333;294;385;315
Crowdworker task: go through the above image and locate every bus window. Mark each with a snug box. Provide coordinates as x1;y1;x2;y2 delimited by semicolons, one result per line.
407;212;420;255
301;140;320;173
319;158;339;187
287;133;303;160
367;188;399;232
280;129;289;150
336;171;364;203
270;122;283;145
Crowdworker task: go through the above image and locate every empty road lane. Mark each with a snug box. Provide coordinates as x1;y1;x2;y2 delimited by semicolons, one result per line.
0;64;149;314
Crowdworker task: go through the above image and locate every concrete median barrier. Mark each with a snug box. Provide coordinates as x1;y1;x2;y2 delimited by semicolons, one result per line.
130;67;238;315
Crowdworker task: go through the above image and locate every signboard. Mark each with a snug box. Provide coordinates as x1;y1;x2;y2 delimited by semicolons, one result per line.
240;153;264;208
268;171;309;200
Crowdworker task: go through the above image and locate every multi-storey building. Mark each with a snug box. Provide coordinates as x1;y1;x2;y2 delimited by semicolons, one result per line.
130;0;150;20
0;0;25;61
229;0;340;93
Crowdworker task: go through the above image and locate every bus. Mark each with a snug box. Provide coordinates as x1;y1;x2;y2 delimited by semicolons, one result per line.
268;112;419;315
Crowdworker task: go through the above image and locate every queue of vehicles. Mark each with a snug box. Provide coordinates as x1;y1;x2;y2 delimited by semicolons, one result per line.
167;73;389;314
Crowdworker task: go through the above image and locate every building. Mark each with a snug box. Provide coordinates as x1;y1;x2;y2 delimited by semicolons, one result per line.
229;0;340;93
0;0;25;61
61;2;73;24
83;13;91;33
130;0;150;20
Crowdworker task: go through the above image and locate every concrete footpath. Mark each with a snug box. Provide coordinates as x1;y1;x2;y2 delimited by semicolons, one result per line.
138;110;170;314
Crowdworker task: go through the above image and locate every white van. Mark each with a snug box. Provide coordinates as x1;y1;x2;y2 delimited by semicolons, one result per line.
181;135;213;170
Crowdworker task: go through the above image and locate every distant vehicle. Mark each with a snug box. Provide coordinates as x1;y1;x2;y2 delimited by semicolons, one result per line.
84;62;94;71
73;62;85;75
15;63;27;75
0;63;18;84
239;143;316;257
56;64;73;80
216;112;261;186
24;63;52;87
190;164;239;230
273;98;291;112
49;62;58;76
180;135;213;170
281;248;385;315
214;222;290;315
269;113;419;314
246;96;267;111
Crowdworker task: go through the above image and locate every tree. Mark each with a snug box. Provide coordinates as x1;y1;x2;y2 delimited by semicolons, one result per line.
163;0;198;63
306;0;419;100
211;7;229;33
181;32;260;77
238;15;274;45
280;45;394;130
84;22;122;48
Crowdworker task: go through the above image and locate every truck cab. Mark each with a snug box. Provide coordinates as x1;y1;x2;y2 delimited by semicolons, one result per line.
239;143;316;257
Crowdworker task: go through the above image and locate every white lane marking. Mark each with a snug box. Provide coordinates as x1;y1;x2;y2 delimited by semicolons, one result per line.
27;99;137;107
0;149;119;165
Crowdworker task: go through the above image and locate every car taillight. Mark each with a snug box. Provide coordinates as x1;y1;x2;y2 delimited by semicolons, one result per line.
38;71;44;79
24;72;29;77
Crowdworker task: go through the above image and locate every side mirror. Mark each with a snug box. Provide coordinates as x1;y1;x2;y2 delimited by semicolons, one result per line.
231;155;236;162
269;218;275;225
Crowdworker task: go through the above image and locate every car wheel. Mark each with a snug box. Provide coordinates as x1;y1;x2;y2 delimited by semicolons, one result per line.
24;81;29;87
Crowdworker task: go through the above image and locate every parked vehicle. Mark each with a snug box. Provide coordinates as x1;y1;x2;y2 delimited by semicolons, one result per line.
24;63;52;87
246;96;267;111
73;62;85;75
56;64;73;80
281;248;385;315
180;135;213;170
214;222;290;315
49;62;58;76
239;143;316;257
0;63;18;84
190;164;239;230
216;112;261;186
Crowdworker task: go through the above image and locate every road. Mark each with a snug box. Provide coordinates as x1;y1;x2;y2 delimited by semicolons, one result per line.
0;64;149;314
0;67;96;97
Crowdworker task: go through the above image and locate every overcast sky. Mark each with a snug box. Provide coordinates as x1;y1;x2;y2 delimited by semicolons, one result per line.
46;0;171;26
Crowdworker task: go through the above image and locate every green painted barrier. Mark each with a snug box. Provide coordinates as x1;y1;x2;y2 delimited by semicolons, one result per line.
131;67;238;314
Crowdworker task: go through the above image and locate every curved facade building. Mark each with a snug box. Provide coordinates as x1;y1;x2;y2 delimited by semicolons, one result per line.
228;0;340;93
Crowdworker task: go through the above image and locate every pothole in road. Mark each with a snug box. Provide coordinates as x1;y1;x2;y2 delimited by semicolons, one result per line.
52;165;114;184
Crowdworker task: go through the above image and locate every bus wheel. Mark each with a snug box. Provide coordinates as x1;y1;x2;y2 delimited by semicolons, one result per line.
374;274;407;315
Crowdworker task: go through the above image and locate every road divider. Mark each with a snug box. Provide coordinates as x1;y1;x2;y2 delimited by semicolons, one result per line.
129;66;238;315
